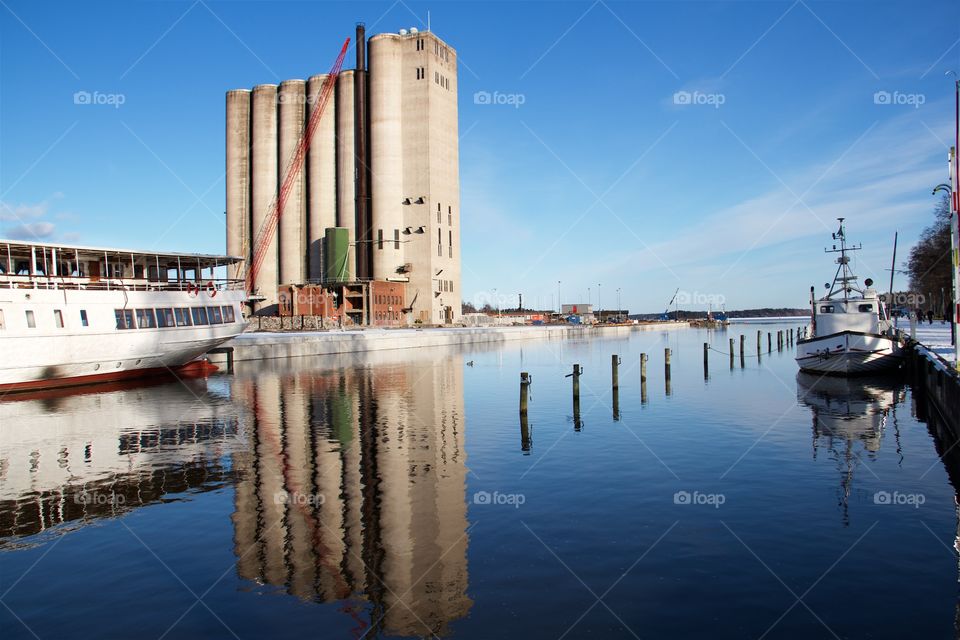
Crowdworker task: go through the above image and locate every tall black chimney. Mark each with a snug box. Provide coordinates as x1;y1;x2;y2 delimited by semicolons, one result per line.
354;23;372;281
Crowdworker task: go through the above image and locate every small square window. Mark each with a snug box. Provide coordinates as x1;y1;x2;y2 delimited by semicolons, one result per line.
25;310;36;328
80;310;89;327
191;307;209;325
208;306;223;324
222;305;236;323
175;308;192;327
0;309;5;330
54;310;64;328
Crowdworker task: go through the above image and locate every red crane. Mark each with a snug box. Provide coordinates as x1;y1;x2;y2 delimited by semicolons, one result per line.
245;38;350;293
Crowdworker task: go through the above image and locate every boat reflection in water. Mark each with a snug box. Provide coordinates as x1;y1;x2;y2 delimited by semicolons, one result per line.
796;372;904;525
229;350;472;638
0;379;242;545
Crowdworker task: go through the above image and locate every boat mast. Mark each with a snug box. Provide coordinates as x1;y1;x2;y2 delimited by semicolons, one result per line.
824;218;862;301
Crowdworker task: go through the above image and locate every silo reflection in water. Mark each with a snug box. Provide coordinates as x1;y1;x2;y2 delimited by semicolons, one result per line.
231;353;471;637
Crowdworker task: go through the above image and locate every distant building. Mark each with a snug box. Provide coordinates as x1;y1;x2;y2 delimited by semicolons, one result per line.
226;24;461;324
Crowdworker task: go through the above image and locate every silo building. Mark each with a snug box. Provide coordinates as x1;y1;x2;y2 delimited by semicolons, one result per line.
226;24;461;325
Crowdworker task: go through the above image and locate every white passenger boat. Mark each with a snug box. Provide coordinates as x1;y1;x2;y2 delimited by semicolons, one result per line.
796;219;902;376
0;239;246;392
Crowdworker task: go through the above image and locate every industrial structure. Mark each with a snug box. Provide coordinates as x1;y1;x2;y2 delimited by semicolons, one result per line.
226;24;461;325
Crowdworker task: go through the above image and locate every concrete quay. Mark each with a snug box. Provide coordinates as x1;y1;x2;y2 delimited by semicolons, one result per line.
209;322;691;365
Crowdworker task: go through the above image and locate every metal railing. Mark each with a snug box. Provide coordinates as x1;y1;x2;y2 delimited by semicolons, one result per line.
0;274;247;292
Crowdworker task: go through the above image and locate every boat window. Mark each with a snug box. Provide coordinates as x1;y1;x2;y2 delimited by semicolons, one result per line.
858;304;873;312
156;308;175;328
174;308;192;327
819;305;834;313
80;310;88;327
0;309;5;330
222;305;235;323
25;310;36;328
136;309;157;329
114;309;135;330
54;310;64;328
208;306;223;324
191;307;209;325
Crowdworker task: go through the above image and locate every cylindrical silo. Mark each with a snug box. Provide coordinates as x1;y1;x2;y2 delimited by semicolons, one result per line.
307;73;337;282
251;84;279;312
278;79;306;286
336;70;356;281
225;89;251;283
369;35;405;281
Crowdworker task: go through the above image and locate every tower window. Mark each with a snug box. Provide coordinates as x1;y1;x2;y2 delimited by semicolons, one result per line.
448;206;452;225
449;230;453;258
435;71;439;84
437;228;442;257
377;229;383;250
394;229;400;249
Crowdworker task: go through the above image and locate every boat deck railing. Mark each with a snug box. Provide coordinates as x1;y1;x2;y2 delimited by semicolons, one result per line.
0;274;247;292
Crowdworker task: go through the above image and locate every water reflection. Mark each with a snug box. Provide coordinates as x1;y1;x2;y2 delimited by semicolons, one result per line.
796;373;904;525
229;352;472;637
0;380;241;545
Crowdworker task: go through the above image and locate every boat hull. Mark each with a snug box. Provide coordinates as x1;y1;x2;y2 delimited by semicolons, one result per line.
795;331;902;376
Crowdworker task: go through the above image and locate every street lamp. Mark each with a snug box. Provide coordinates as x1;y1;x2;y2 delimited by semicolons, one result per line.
557;280;561;315
598;283;602;318
617;287;621;322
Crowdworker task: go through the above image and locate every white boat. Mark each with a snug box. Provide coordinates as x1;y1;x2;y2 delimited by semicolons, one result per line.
796;219;903;376
0;239;246;392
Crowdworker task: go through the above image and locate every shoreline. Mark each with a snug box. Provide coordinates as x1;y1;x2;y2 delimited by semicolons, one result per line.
208;322;692;364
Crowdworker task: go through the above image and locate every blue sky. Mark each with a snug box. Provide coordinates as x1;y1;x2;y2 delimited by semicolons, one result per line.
0;0;957;311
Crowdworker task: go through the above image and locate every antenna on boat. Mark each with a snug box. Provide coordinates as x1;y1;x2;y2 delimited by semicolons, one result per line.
824;218;862;301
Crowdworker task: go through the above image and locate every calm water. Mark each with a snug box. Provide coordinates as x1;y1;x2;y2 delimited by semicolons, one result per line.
2;323;960;639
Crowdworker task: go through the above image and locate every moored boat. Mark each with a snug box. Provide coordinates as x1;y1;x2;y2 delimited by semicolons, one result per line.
0;239;246;393
796;219;902;376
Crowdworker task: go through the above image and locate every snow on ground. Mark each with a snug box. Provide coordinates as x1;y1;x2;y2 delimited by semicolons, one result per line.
893;318;955;362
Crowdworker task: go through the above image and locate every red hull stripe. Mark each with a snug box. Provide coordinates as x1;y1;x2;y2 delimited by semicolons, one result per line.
0;361;218;394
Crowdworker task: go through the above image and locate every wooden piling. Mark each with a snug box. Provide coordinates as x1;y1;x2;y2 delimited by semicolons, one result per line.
729;338;735;369
739;335;745;368
703;342;709;378
640;353;648;384
612;355;620;390
664;348;672;382
612;387;620;421
520;372;530;416
768;332;772;353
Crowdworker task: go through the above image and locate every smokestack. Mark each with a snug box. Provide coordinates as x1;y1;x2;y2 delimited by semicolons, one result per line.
354;22;372;280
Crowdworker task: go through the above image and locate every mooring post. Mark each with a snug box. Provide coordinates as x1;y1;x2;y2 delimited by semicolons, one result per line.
729;337;735;369
520;372;531;416
664;348;672;396
612;387;620;421
768;332;772;353
703;342;709;378
226;347;234;374
640;353;649;404
757;330;761;354
571;364;582;428
739;335;745;368
612;354;620;390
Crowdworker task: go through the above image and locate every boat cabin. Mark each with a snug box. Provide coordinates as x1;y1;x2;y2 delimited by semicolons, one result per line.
0;239;244;292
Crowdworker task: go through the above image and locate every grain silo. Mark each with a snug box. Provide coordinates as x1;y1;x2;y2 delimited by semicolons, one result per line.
225;89;250;282
277;79;307;286
250;84;279;311
306;73;337;281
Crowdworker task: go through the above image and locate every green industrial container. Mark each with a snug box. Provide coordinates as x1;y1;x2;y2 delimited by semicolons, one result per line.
324;227;350;283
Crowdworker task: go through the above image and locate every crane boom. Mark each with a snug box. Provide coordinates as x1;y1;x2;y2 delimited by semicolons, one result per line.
246;38;350;293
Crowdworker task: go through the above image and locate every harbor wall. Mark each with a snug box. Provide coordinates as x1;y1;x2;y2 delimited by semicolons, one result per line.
909;344;960;433
209;322;691;365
